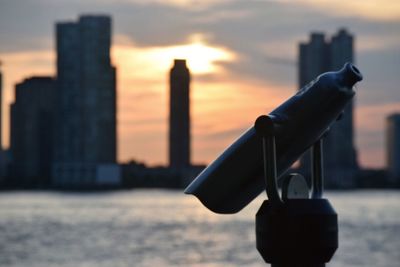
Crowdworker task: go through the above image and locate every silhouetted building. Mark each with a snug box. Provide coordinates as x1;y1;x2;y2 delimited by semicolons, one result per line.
121;160;205;189
0;62;5;182
169;59;191;170
10;77;56;187
386;113;400;185
0;61;3;151
299;33;330;87
299;29;358;188
53;15;118;187
121;161;181;188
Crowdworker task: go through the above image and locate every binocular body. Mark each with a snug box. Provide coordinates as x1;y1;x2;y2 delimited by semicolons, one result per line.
185;63;363;214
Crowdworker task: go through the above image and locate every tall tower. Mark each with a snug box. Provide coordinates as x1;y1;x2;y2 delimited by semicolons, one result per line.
169;59;191;170
324;29;358;185
298;29;358;188
298;33;330;88
10;77;56;186
0;61;2;151
386;113;400;185
54;15;116;186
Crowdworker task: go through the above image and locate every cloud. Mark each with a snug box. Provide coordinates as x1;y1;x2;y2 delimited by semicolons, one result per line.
357;46;400;106
291;0;400;21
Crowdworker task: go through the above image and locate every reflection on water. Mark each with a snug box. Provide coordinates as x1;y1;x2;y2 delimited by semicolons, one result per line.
0;190;399;267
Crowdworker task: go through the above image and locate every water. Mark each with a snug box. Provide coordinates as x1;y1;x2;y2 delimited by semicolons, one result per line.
0;190;399;267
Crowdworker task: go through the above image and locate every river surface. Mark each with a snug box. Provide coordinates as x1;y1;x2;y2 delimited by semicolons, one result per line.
0;190;399;267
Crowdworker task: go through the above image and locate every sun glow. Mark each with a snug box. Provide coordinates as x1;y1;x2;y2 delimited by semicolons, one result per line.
148;41;235;74
110;34;239;164
113;34;236;76
112;37;290;164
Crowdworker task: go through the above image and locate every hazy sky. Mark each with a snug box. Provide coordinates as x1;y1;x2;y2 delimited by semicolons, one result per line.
0;0;399;168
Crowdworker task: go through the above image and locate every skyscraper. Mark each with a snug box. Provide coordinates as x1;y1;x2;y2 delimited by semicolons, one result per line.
10;77;56;186
169;59;191;170
0;62;4;181
298;29;358;188
386;113;400;185
0;61;2;151
299;33;330;88
54;15;117;186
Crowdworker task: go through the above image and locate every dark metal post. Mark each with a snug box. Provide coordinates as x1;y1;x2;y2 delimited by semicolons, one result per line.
255;115;282;206
311;139;324;199
255;116;338;267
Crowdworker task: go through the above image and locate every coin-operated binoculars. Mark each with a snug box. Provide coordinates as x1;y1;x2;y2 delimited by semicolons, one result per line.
185;63;363;266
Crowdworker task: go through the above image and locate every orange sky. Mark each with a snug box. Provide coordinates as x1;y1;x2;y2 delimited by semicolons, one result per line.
0;35;290;166
0;0;399;168
1;34;396;169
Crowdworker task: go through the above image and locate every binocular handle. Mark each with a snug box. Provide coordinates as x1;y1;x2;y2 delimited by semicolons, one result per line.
255;115;283;205
255;115;325;206
311;138;324;198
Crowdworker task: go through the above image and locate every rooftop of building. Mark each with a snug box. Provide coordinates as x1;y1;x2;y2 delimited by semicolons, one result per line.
388;113;400;121
174;59;187;67
17;76;55;85
57;14;111;26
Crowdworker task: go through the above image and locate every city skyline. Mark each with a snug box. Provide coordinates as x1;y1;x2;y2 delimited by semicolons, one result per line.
0;1;399;168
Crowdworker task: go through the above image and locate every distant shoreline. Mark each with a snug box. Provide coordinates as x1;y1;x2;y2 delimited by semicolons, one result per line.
0;187;399;193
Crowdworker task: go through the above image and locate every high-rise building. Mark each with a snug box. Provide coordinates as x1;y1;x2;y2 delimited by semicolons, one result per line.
298;29;358;188
53;15;117;187
169;59;191;170
10;77;56;186
386;113;400;185
0;62;4;181
299;33;330;88
0;61;2;151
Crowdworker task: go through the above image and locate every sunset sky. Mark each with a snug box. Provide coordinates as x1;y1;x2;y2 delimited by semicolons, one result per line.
0;0;399;168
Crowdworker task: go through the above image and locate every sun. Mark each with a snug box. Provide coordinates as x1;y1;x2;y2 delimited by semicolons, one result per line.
112;33;236;80
161;39;235;74
144;34;236;75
